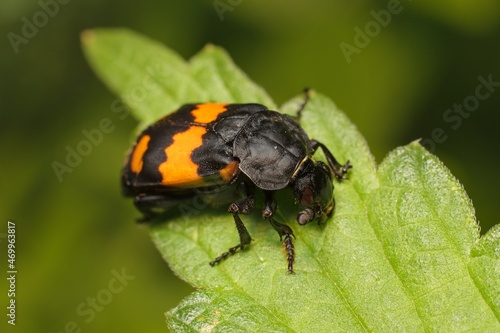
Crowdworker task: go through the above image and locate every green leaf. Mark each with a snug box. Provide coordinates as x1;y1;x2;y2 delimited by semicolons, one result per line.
82;28;500;332
167;289;295;333
81;28;273;126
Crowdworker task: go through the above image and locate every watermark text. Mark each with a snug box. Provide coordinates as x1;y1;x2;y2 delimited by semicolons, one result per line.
6;221;16;326
421;74;499;152
7;0;72;54
340;0;410;64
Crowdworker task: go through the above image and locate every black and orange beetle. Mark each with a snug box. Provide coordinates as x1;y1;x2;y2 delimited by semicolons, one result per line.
122;94;351;272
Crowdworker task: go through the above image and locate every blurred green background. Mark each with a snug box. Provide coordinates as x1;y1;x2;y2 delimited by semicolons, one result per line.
1;0;499;332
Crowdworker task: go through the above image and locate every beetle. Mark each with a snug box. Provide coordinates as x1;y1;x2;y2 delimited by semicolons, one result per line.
122;93;351;272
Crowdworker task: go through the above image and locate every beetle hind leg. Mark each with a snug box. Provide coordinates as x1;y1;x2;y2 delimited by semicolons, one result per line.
134;192;193;223
295;88;311;120
210;195;254;267
133;193;187;223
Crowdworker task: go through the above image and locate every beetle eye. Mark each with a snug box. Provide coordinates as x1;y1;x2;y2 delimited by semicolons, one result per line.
300;187;314;206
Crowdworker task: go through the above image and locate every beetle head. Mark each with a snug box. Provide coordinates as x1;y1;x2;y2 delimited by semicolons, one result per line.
291;158;334;225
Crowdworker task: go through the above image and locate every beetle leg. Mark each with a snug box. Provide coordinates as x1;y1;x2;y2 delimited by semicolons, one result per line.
295;87;311;120
133;193;188;223
310;139;352;179
263;191;296;273
210;184;254;267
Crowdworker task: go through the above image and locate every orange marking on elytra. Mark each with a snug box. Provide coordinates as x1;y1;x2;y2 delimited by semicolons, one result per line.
159;126;206;186
191;103;228;124
130;135;150;173
219;160;239;182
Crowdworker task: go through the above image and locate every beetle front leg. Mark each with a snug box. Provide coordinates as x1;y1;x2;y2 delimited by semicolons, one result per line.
310;139;352;179
263;191;296;273
210;185;254;267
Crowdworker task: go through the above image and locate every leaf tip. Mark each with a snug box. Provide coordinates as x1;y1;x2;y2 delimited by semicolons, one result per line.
80;29;95;47
203;43;217;51
410;138;423;146
200;43;231;58
408;138;432;155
